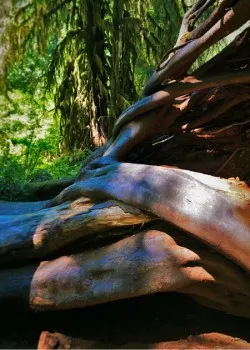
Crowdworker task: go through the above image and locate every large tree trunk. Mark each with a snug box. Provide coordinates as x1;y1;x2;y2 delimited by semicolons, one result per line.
1;0;250;348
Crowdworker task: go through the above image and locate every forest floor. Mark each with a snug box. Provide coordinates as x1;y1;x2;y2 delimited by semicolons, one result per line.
1;293;250;349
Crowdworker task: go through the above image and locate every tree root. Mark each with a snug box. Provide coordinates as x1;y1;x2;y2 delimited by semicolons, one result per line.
1;224;250;317
49;163;250;272
112;70;250;141
37;331;250;349
143;0;250;95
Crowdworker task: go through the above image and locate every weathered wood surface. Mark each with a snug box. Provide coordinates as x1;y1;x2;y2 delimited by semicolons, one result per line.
0;198;152;264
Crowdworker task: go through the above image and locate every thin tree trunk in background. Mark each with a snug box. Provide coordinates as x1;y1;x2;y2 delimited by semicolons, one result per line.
85;1;108;147
0;0;12;93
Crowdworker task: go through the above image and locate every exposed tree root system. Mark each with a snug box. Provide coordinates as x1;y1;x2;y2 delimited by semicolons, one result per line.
1;1;250;348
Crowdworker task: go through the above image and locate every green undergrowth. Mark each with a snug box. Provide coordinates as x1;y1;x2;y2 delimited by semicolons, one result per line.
0;148;91;201
0;123;91;201
0;51;91;201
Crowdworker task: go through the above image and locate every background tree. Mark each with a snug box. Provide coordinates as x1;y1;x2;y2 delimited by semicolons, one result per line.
3;0;186;150
0;0;12;94
1;0;196;201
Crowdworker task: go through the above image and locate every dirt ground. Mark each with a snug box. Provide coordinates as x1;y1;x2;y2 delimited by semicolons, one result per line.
1;292;250;349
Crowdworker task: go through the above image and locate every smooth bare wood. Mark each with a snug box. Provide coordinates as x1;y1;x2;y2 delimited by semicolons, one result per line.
50;163;250;272
28;229;211;311
1;227;250;316
0;229;205;311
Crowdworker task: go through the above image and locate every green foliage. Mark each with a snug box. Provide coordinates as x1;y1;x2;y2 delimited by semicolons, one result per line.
0;161;27;201
0;38;93;200
0;122;91;200
40;149;91;179
0;50;90;201
4;0;184;151
7;52;50;93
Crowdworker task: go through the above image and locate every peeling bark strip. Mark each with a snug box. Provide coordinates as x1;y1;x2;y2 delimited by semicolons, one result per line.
0;199;152;264
51;164;250;272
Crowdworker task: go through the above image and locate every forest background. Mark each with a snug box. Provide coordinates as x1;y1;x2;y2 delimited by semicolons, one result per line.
0;0;228;200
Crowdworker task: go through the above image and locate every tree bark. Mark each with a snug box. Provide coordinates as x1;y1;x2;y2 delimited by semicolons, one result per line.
0;0;12;93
